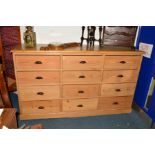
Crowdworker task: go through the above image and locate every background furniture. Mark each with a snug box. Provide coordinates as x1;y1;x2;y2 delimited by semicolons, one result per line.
0;26;21;79
0;26;21;91
0;109;42;129
0;63;17;129
80;26;103;46
80;26;137;48
102;26;137;48
0;64;12;108
0;108;17;129
13;45;143;120
0;36;2;64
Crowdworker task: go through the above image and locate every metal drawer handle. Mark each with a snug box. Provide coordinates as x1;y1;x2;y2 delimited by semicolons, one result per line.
115;89;121;92
117;74;124;78
77;104;83;107
36;76;43;79
120;61;126;64
35;61;42;64
113;102;119;105
37;92;44;95
79;75;85;78
38;106;45;109
78;90;84;93
80;60;86;64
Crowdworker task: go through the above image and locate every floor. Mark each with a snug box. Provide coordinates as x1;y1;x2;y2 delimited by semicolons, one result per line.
10;92;152;129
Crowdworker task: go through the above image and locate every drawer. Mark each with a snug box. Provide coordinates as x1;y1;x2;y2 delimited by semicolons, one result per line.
101;83;136;97
20;86;60;101
20;100;61;114
63;84;100;98
63;98;98;111
63;56;103;70
17;71;60;85
98;96;132;110
104;56;141;70
15;55;60;70
102;70;138;83
63;71;102;84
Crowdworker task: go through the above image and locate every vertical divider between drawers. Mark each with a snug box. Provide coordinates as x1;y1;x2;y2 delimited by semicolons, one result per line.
97;54;105;109
60;54;63;111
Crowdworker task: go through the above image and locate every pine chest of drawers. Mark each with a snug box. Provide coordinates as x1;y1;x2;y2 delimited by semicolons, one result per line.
12;45;143;120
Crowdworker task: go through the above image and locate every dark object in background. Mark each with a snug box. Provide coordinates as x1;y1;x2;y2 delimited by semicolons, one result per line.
0;108;17;129
0;36;2;64
81;26;137;48
0;26;21;79
102;26;137;48
0;64;12;108
24;26;36;48
80;26;103;47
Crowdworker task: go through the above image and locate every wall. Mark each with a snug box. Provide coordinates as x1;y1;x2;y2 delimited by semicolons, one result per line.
20;26;138;46
20;26;81;44
20;26;100;45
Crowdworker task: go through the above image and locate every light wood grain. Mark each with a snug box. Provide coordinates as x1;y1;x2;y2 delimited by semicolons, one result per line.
102;70;138;83
104;56;141;70
99;96;132;109
12;44;143;55
12;46;143;120
20;86;60;101
101;83;136;97
63;98;98;111
15;55;60;70
63;71;102;84
63;56;103;70
17;71;60;85
63;84;100;98
21;100;61;114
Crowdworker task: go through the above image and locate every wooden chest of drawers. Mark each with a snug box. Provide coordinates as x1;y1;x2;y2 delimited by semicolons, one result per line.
13;45;143;120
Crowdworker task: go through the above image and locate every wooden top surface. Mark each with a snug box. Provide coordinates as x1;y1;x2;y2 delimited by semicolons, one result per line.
12;44;143;55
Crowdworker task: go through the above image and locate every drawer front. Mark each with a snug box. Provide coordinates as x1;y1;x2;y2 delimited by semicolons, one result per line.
15;55;60;70
101;83;136;97
102;70;138;83
21;100;61;114
17;71;60;85
63;56;103;70
98;96;132;110
63;85;100;98
104;56;141;70
63;98;98;111
63;71;102;84
20;86;60;101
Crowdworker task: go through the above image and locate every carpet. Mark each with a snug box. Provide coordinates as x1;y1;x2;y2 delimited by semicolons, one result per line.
10;92;151;129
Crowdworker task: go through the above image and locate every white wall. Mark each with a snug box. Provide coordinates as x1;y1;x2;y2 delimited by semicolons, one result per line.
21;26;137;46
20;26;82;44
20;26;100;45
